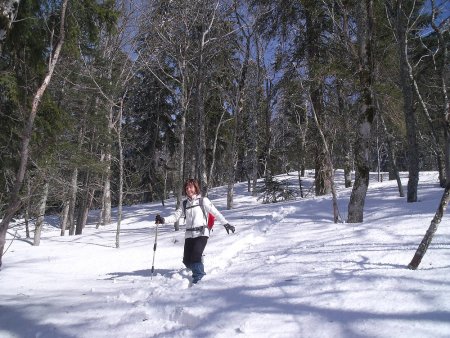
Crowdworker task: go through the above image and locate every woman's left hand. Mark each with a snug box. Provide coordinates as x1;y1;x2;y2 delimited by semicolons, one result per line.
223;223;235;234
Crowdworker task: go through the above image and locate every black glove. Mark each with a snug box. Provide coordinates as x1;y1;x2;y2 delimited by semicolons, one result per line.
223;223;235;234
155;214;165;224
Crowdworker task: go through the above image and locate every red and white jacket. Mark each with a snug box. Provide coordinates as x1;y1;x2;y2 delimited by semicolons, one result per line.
163;195;229;238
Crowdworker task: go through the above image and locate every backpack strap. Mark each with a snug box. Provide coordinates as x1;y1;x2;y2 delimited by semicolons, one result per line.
183;198;207;222
198;197;207;221
183;200;188;220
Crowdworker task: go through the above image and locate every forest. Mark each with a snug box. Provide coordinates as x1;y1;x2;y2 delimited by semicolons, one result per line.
0;0;448;267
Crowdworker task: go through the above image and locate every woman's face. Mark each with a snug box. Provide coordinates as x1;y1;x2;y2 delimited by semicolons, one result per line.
185;183;196;199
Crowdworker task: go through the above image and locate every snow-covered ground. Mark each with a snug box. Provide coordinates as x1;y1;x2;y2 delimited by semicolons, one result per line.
1;171;450;338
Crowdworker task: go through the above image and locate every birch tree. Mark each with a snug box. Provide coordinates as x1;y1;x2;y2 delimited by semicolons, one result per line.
0;0;69;267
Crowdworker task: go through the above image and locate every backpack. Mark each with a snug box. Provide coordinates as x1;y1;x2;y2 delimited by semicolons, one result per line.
183;197;216;230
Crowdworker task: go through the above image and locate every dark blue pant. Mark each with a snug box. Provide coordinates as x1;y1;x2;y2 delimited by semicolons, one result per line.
183;236;208;283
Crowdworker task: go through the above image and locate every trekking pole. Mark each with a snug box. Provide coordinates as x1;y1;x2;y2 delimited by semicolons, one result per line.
151;216;160;280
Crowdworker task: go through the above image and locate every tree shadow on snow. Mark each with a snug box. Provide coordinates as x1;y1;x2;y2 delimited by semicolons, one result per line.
0;304;74;338
104;268;188;281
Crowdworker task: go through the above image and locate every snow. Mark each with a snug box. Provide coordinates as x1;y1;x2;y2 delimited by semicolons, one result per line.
1;170;450;338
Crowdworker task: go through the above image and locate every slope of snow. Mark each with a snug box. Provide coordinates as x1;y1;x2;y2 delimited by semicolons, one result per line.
1;171;450;338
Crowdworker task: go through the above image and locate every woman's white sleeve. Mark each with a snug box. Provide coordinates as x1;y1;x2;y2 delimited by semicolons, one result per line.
203;197;228;224
163;207;183;224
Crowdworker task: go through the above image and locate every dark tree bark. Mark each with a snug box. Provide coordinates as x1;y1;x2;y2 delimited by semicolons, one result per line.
408;1;450;264
337;80;353;188
75;172;93;235
386;0;419;202
227;31;251;209
430;0;450;185
308;93;342;223
194;23;208;195
304;6;331;197
378;110;404;197
347;0;375;223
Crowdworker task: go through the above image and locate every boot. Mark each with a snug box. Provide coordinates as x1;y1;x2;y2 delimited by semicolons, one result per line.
191;262;206;284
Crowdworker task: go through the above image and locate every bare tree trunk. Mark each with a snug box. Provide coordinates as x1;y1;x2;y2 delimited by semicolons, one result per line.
250;35;263;196
378;105;404;197
298;168;304;198
292;100;308;194
101;77;115;225
68;112;88;235
376;131;382;182
347;0;375;223
75;190;87;235
408;183;450;270
337;80;353;188
227;109;239;209
208;109;227;192
75;172;94;235
163;169;168;205
249;96;259;196
60;200;69;236
304;5;331;197
261;78;273;178
68;168;78;236
102;152;112;224
226;111;239;208
33;181;49;246
193;3;220;195
386;0;419;202
96;152;105;229
116;98;125;249
344;155;353;188
314;150;331;196
25;177;31;238
308;93;342;223
195;51;208;195
98;102;113;227
0;0;68;267
405;43;446;186
227;33;250;209
196;80;208;195
431;0;450;185
174;107;187;231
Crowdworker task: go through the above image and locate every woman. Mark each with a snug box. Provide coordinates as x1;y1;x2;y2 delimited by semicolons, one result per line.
155;178;235;284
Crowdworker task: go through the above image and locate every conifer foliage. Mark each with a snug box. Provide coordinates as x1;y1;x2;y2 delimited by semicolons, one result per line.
0;0;448;269
257;174;298;204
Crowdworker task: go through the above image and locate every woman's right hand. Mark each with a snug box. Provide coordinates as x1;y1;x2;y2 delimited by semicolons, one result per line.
155;214;165;224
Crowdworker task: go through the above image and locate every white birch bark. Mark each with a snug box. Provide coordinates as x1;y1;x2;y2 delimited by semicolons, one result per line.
33;181;49;246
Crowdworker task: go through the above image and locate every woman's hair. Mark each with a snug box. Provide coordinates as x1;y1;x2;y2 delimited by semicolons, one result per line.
184;178;200;195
